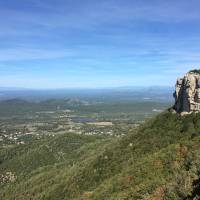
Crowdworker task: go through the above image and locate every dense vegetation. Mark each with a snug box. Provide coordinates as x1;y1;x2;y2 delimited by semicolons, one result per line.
1;111;200;199
189;69;200;74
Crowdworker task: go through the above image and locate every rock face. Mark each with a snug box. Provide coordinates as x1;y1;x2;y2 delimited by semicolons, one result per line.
173;70;200;114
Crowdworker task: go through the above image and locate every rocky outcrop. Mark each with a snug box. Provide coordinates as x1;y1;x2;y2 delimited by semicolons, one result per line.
173;70;200;114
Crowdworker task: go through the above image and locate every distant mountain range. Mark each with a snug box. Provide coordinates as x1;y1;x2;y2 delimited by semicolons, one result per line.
0;86;174;102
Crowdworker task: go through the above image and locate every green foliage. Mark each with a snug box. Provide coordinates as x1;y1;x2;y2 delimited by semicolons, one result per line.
1;111;200;199
189;69;200;74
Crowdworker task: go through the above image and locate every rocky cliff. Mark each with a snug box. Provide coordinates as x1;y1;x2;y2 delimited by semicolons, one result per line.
173;70;200;114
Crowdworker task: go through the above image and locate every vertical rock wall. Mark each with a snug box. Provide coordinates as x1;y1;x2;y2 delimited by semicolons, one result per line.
173;71;200;114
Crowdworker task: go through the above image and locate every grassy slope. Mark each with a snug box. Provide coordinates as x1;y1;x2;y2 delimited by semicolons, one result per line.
1;111;200;199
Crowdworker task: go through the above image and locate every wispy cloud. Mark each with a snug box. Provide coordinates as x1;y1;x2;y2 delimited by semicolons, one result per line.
1;0;200;34
0;48;74;61
0;0;200;88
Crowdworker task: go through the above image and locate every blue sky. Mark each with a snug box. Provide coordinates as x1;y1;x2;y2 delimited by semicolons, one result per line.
0;0;200;88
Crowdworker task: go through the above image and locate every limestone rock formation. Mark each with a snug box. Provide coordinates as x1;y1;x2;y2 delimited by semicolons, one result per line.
173;70;200;114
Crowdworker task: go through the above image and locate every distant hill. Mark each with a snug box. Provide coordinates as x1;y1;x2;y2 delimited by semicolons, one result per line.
0;98;89;117
1;98;30;105
0;86;173;102
1;111;200;199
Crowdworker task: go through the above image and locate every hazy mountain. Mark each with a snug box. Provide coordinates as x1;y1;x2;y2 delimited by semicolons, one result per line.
0;86;173;102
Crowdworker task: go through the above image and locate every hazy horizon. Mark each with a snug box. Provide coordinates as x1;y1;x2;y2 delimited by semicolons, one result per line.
0;85;174;90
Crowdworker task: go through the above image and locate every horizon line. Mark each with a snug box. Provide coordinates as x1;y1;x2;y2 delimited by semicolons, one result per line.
0;85;174;91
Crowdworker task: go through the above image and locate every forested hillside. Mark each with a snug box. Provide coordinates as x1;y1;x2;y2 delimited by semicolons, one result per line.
1;111;200;199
